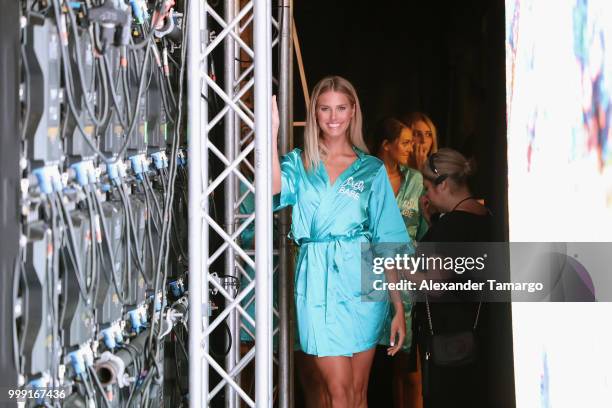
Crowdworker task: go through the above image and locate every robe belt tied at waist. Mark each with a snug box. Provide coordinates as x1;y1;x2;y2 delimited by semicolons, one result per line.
297;233;371;324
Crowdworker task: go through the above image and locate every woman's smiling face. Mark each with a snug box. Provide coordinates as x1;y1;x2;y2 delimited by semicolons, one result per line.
316;90;355;140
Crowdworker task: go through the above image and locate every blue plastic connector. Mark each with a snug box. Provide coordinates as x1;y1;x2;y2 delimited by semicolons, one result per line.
29;376;48;389
107;161;120;183
177;150;187;167
129;155;142;175
130;0;144;24
151;151;168;170
28;376;49;404
71;161;95;186
129;154;148;180
72;163;88;186
33;168;52;195
129;310;142;333
33;166;63;194
169;280;183;297
102;329;117;350
69;350;85;376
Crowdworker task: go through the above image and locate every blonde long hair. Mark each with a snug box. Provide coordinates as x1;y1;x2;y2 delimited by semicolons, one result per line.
303;76;369;169
400;112;439;155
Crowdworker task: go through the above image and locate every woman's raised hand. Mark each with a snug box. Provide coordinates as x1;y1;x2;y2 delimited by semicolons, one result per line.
420;195;434;225
414;143;427;170
272;95;282;195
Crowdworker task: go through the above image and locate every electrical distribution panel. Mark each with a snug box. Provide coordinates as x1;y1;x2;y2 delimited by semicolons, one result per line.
13;1;191;406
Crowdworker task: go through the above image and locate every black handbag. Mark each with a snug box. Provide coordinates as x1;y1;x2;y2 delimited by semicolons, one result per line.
423;295;482;368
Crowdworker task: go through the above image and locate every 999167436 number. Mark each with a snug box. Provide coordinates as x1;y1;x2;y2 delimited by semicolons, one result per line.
7;388;66;401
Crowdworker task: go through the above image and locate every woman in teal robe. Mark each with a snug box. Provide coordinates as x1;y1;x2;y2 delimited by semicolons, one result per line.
371;118;428;350
272;76;410;407
368;117;429;408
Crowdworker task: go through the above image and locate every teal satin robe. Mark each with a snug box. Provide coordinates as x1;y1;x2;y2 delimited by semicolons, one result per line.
275;147;410;357
379;166;429;351
397;166;428;242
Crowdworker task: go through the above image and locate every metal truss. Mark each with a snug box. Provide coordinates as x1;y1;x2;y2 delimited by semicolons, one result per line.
188;0;293;407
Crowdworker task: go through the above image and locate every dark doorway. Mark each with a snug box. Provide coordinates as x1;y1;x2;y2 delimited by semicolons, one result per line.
293;1;514;407
294;0;508;239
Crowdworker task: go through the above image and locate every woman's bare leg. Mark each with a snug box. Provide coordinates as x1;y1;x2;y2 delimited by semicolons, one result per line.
404;346;423;408
314;356;355;408
296;351;330;408
351;348;376;408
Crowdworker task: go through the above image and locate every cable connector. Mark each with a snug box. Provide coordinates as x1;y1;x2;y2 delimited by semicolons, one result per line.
106;161;120;184
82;344;94;368
33;165;63;194
129;0;145;24
151;151;168;170
102;328;117;350
128;309;142;333
106;160;127;184
139;305;148;325
29;373;50;389
169;278;185;297
177;149;187;167
154;7;176;38
153;291;166;312
69;350;85;376
88;0;132;48
114;326;124;345
152;0;175;31
70;160;96;186
28;373;51;404
129;154;148;180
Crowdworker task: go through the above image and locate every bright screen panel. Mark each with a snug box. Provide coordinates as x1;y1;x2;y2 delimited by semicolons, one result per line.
506;0;612;406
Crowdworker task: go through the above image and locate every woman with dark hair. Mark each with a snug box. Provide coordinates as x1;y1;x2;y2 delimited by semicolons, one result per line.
368;117;428;408
370;118;429;241
272;76;409;408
